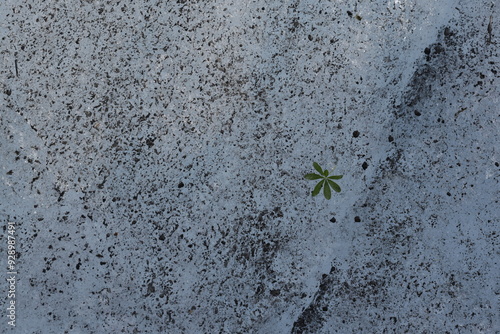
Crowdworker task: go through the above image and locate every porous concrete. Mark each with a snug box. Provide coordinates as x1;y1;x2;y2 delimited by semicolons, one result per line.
1;0;498;333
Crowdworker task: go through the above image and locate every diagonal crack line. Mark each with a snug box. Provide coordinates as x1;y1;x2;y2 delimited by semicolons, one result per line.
291;267;338;334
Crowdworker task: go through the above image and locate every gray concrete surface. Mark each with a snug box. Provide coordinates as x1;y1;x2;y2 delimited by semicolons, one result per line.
1;0;498;333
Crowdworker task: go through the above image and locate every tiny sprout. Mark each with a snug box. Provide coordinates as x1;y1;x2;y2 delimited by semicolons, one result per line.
304;162;343;200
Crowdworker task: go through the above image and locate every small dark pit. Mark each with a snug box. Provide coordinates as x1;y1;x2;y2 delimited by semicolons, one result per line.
270;289;281;296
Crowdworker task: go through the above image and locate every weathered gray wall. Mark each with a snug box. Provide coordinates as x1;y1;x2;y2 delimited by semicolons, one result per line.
1;0;498;333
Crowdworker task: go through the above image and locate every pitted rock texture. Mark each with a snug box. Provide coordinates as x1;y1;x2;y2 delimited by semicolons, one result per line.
1;0;498;333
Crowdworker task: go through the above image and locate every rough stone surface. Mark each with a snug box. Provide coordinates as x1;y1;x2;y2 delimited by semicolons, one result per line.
0;0;498;333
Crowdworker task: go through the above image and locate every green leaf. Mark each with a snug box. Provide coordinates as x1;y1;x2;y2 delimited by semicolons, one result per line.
327;179;341;193
306;163;342;198
304;173;323;180
323;181;331;199
312;180;324;197
313;162;323;175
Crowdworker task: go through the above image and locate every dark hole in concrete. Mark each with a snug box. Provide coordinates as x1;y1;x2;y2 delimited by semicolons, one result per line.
270;289;281;296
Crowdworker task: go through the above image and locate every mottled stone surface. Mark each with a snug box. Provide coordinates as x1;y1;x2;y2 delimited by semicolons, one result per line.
0;0;498;333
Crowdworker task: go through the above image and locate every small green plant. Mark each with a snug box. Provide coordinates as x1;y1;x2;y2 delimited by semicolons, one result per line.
304;162;343;200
